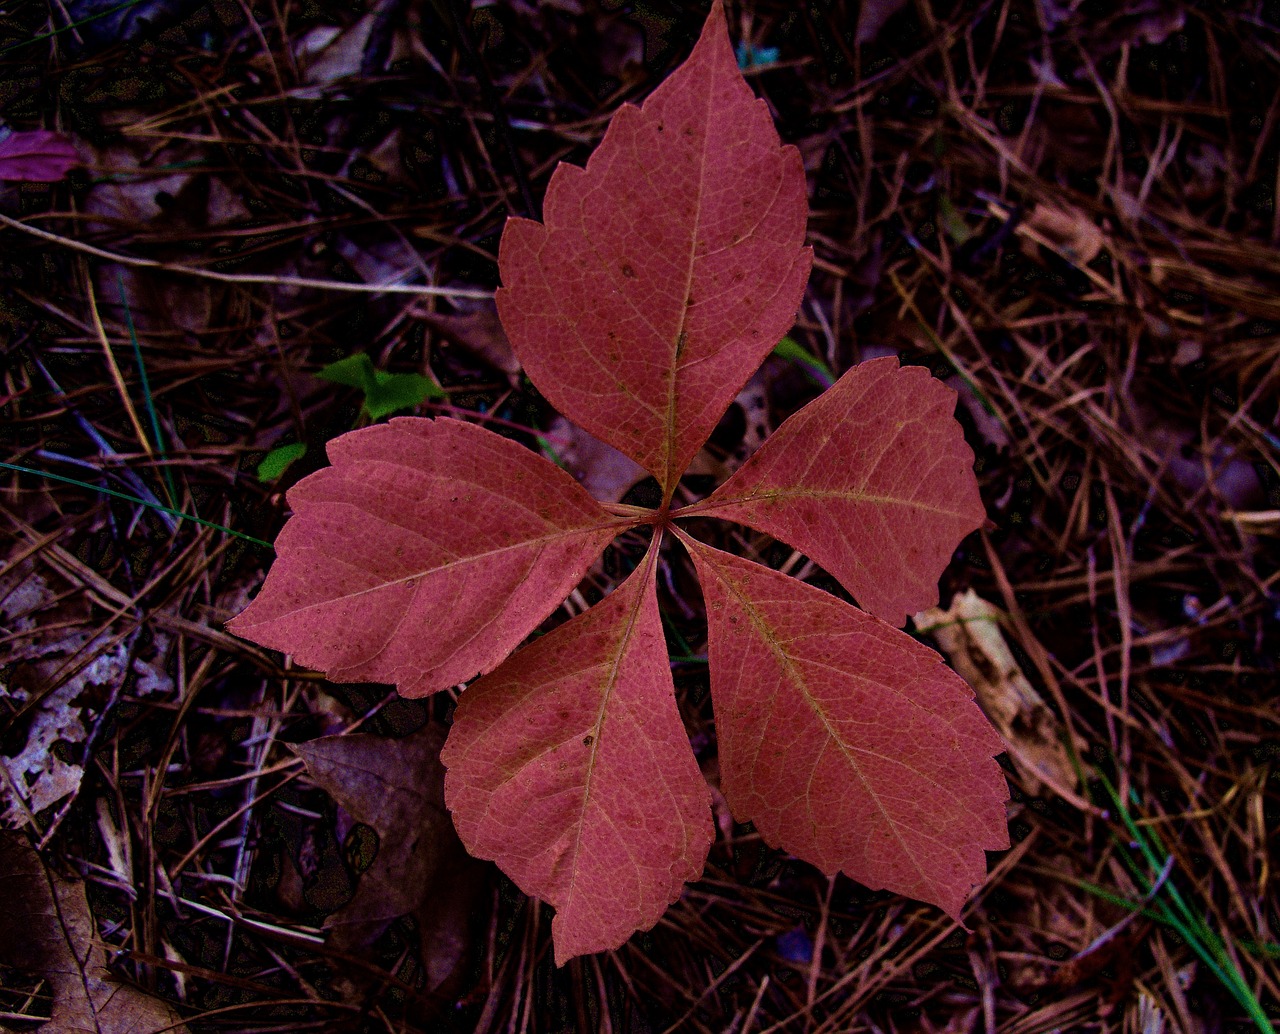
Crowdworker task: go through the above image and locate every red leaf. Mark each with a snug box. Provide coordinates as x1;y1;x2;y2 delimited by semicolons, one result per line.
496;0;812;493
0;130;78;182
227;418;622;697
679;533;1008;920
442;540;713;965
685;358;986;626
229;2;1008;966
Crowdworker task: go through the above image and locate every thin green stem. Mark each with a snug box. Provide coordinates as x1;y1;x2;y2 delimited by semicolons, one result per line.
0;460;272;550
117;273;178;508
0;0;152;55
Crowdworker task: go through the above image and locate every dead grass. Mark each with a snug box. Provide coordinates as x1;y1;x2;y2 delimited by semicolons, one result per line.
2;0;1278;1030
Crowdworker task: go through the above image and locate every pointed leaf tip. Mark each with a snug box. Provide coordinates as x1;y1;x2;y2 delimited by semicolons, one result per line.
681;535;1009;920
227;418;622;697
442;542;714;965
695;357;987;626
496;2;811;493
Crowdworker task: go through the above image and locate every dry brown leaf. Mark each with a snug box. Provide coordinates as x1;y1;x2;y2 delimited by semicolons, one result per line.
290;725;485;1006
420;305;521;382
915;589;1078;794
0;831;190;1032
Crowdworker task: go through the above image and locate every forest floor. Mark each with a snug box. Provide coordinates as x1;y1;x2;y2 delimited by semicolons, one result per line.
2;1;1279;1031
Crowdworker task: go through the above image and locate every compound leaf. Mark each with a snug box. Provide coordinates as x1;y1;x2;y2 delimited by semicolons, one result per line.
229;1;1007;967
496;0;812;493
689;358;987;626
228;418;623;697
681;534;1008;921
442;541;714;965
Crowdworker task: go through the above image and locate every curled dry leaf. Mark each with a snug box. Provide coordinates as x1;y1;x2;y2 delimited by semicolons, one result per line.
1021;202;1105;269
0;831;190;1032
230;0;1008;963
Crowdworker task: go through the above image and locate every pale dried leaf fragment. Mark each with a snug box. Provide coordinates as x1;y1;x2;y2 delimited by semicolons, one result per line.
1021;202;1105;269
915;589;1078;794
2;629;172;829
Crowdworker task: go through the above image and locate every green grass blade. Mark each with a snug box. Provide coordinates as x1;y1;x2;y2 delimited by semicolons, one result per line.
0;460;272;550
117;273;178;508
1091;768;1275;1032
0;0;153;56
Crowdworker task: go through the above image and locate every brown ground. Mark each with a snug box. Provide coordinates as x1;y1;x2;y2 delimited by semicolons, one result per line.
2;1;1278;1031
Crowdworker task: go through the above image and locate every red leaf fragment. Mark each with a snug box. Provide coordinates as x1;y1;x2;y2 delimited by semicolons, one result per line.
681;534;1008;921
0;130;78;182
227;418;621;697
688;358;986;626
496;0;812;492
442;541;713;965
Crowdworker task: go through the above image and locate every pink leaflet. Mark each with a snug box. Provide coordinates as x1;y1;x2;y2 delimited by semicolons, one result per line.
441;541;713;965
686;358;987;626
227;418;623;698
0;130;78;182
681;534;1009;921
495;0;812;494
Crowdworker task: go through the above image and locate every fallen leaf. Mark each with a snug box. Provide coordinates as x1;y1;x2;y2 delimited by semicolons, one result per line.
443;541;713;965
496;0;812;491
0;130;79;181
914;590;1079;795
2;557;173;828
683;536;1008;920
0;830;190;1032
291;726;484;1006
691;358;986;628
228;418;622;698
